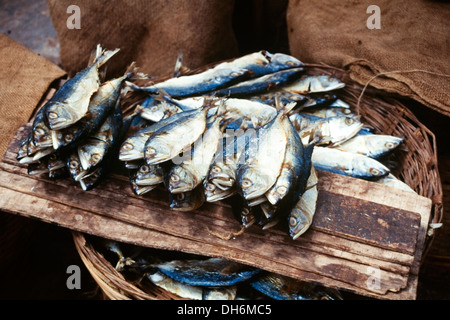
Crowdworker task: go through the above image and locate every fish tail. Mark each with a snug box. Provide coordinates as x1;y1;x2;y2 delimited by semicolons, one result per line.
93;45;120;68
274;93;297;116
124;61;148;81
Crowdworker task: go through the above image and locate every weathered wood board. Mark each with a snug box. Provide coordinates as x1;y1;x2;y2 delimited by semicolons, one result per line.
0;124;433;299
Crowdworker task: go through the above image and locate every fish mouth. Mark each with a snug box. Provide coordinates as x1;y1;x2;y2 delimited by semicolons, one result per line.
168;182;194;194
118;150;144;162
45;106;77;130
135;176;163;186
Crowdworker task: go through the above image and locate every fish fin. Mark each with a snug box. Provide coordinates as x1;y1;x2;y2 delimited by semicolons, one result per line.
274;93;297;116
93;45;120;68
173;52;191;77
124;61;148;81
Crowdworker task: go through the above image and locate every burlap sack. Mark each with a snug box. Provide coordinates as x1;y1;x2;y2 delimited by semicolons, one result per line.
46;0;239;78
287;0;450;116
0;34;66;157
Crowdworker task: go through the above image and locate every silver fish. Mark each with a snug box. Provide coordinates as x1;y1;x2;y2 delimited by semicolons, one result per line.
167;115;224;193
289;113;363;146
250;273;343;300
51;71;130;151
146;271;236;300
236;102;295;200
168;185;206;212
119;107;202;162
132;51;303;98
133;163;164;186
265;115;305;206
66;151;87;181
138;94;182;122
78;102;123;171
154;257;260;287
204;182;236;202
79;166;104;191
289;166;319;240
222;98;276;129
144;102;215;165
312;146;390;180
375;173;416;193
130;178;158;196
28;106;54;154
281;74;345;94
332;133;403;159
43;45;119;130
206;129;255;191
213;68;304;97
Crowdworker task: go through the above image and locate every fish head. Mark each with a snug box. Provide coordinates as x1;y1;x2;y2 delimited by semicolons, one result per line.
289;208;311;240
79;167;103;191
78;141;107;171
237;205;258;228
204;181;235;202
237;166;271;200
269;53;304;70
31;123;53;149
169;187;205;211
353;156;390;180
167;165;196;193
265;168;292;205
144;139;172;165
67;153;86;181
310;75;345;92
45;101;80;130
119;136;146;161
367;135;403;156
134;164;164;186
141;101;180;122
208;161;235;182
328;116;363;144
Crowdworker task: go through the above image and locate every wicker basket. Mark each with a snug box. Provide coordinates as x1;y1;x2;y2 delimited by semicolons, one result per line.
72;63;443;300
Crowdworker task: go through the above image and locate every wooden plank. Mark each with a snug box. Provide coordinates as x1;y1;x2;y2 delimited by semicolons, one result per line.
1;151;417;268
0;168;411;295
0;185;417;299
312;190;421;254
1;123;434;299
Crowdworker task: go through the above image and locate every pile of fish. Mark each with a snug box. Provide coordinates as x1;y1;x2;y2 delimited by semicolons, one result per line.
118;50;412;239
102;239;343;300
16;47;414;240
16;45;133;190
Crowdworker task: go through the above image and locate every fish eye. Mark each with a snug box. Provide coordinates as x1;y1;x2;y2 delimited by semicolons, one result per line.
344;117;355;125
206;184;216;192
170;174;180;183
277;186;287;195
151;106;159;111
122;143;133;150
48;112;58;119
176;193;185;201
230;72;240;77
64;134;73;142
140;165;149;173
91;154;102;163
241;179;252;189
35;128;45;136
286;61;297;66
289;217;298;227
146;147;156;155
69;160;79;169
385;142;395;149
370;168;380;176
212;166;222;173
